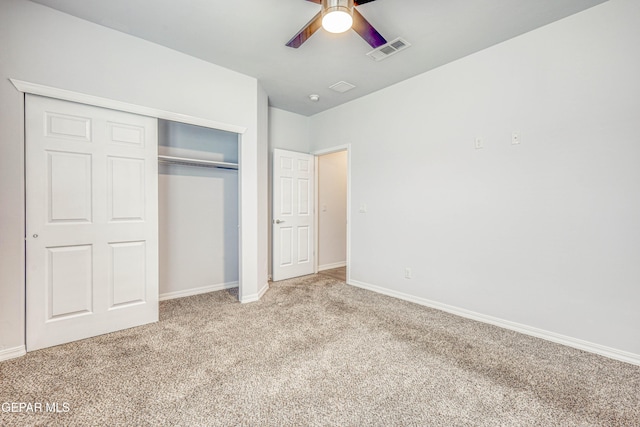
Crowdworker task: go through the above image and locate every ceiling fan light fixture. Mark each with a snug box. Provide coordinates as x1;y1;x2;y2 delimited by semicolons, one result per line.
321;0;354;34
322;10;352;33
286;0;385;49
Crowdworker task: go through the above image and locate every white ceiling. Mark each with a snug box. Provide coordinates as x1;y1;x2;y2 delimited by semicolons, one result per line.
29;0;607;116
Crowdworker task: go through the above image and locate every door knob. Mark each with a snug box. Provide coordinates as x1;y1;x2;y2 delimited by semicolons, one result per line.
274;219;285;224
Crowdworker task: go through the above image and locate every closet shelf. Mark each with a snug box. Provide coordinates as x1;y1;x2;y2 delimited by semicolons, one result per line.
158;154;238;170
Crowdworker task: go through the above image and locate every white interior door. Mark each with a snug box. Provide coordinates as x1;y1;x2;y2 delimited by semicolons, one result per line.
272;149;315;281
26;95;159;351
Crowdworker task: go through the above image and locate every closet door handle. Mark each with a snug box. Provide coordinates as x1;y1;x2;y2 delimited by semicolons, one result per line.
274;219;285;224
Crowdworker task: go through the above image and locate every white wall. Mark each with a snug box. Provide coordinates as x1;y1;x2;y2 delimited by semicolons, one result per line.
257;84;270;296
310;0;640;358
158;121;239;298
267;107;311;277
268;108;311;153
237;82;270;302
0;0;267;356
318;151;347;270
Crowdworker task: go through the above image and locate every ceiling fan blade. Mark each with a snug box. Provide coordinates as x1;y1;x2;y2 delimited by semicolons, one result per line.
286;11;323;48
351;7;387;48
354;0;378;4
305;0;322;3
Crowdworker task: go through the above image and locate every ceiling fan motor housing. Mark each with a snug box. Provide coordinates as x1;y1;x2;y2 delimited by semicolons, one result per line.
322;0;354;18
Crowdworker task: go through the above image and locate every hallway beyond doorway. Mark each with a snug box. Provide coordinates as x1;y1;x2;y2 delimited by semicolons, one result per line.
319;266;346;282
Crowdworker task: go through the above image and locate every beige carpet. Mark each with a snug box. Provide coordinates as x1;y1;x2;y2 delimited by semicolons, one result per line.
1;274;639;426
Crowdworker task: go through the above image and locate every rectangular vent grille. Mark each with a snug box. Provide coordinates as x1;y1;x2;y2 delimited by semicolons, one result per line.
329;81;356;93
367;37;411;61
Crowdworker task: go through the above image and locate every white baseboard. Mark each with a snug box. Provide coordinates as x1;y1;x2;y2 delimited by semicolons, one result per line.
0;345;26;362
240;282;270;304
318;261;347;271
258;281;269;299
348;279;640;366
159;281;238;301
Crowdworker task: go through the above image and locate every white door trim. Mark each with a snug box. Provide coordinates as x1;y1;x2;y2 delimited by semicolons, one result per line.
10;79;246;134
312;144;351;284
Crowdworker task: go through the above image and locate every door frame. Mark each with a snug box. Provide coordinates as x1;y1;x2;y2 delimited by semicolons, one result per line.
312;144;351;284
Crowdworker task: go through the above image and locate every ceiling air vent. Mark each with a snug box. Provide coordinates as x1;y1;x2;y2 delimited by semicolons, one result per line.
367;37;411;61
329;81;356;93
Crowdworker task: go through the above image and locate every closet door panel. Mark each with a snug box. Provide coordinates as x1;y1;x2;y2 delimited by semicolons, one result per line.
26;95;158;351
46;244;93;319
107;121;146;147
46;150;93;224
107;156;146;222
109;241;147;307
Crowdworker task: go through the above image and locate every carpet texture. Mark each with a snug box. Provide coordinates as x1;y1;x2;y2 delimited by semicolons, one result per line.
1;275;639;426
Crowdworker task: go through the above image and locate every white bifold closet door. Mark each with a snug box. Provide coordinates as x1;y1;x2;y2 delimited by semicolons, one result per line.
25;95;159;351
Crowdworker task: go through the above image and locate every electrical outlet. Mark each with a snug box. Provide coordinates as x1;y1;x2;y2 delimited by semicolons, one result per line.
404;268;412;279
512;132;520;145
475;137;484;149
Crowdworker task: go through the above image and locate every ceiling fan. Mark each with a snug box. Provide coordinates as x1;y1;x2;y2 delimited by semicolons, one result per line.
286;0;387;49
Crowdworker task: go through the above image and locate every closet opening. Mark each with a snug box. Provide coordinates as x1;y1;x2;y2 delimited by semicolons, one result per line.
158;119;239;301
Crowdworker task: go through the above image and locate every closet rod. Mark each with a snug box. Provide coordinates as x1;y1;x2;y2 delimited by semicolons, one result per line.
158;154;238;170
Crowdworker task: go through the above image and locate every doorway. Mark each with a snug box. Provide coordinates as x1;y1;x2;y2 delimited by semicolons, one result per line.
270;146;350;284
315;148;349;283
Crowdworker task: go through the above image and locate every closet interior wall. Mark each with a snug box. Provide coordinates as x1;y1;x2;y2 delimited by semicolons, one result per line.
158;120;239;299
